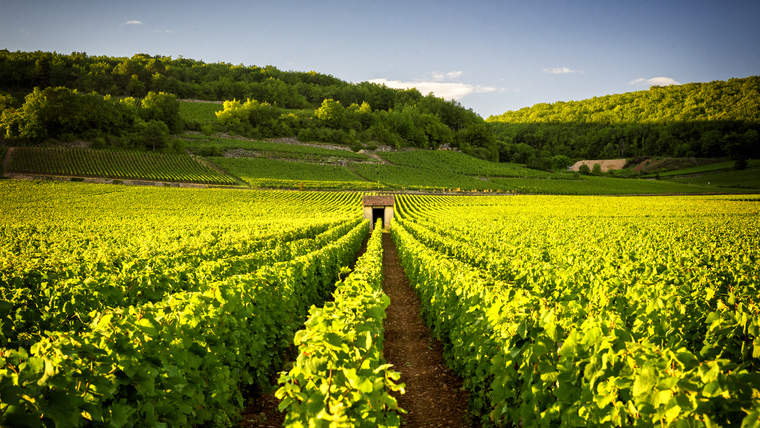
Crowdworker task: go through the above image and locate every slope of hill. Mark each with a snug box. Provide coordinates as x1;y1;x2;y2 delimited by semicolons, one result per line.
487;76;760;161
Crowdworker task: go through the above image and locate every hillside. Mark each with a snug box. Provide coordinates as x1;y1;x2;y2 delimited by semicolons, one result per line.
487;76;760;162
0;50;497;160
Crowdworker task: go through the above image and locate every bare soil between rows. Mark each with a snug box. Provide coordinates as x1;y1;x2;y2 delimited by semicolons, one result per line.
381;232;473;427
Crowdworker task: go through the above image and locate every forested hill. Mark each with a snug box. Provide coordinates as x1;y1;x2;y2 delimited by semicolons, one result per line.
0;50;497;160
487;76;760;162
1;50;411;110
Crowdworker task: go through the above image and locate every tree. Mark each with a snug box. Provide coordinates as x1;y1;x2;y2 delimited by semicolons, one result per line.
316;98;345;128
135;119;169;151
139;91;182;133
551;155;571;171
578;164;591;175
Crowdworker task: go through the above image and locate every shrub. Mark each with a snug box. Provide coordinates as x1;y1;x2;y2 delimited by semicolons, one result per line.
551;155;572;171
526;156;551;171
578;164;591;175
734;157;748;170
592;163;602;175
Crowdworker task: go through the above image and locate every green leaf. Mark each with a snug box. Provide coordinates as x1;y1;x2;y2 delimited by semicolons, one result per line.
516;321;527;340
632;366;657;397
110;403;131;427
93;313;113;330
136;318;158;336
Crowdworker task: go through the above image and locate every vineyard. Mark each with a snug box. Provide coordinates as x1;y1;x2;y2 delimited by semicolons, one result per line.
378;150;559;179
2;178;759;427
392;194;760;427
0;181;369;426
7;147;237;185
180;134;371;161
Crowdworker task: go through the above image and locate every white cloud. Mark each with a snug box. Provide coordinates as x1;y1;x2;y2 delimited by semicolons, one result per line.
368;78;499;100
432;71;464;81
629;77;681;86
154;29;176;33
544;67;584;74
124;20;142;25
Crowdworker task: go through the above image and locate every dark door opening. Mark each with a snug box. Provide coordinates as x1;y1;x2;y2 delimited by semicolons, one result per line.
372;207;384;229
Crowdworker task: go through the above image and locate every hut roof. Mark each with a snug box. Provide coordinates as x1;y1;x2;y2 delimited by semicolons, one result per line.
363;195;395;207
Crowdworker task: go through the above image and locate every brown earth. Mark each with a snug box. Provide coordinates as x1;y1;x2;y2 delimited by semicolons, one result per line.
381;233;474;427
570;158;627;172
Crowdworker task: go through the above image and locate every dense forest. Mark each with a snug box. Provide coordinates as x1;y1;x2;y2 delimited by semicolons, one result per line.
0;50;497;159
488;76;760;163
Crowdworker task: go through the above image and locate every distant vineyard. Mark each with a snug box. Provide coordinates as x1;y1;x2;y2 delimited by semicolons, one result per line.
379;150;558;178
8;147;237;184
211;156;384;189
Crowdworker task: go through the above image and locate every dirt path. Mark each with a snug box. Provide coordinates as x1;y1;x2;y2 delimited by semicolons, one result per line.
381;233;473;427
2;147;13;176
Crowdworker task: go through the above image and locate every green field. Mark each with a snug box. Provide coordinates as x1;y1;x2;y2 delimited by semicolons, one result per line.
352;162;506;191
489;175;737;194
3;136;756;195
210;156;383;189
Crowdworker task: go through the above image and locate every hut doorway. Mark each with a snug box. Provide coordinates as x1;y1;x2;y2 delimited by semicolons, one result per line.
372;207;385;229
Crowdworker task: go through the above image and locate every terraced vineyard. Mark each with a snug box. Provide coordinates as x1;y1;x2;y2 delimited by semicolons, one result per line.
392;194;760;427
0;181;368;426
212;156;384;190
7;146;236;184
180;134;371;161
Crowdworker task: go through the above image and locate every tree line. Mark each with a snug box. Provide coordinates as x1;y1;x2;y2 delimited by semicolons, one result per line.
488;76;760;163
0;88;183;151
0;50;497;159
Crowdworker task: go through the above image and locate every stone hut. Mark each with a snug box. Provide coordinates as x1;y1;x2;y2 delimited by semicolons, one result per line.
362;195;394;232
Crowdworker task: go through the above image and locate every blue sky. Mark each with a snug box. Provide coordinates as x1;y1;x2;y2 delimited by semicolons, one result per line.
2;0;759;118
